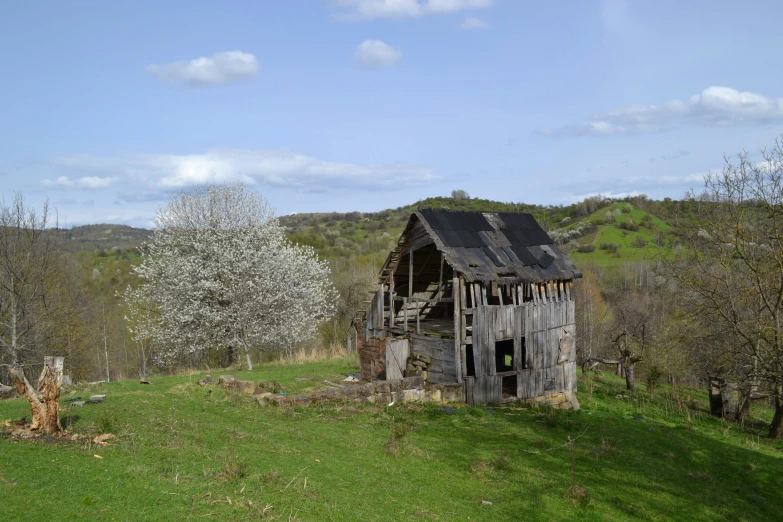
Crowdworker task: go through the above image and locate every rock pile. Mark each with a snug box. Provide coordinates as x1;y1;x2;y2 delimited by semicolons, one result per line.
405;353;432;381
266;377;464;408
199;374;283;404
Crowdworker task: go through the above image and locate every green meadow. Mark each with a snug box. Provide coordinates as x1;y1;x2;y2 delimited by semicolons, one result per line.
1;357;781;521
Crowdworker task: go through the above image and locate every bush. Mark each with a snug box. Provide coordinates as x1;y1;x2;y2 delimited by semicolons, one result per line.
619;220;640;232
577;244;596;253
600;243;619;253
632;237;648;248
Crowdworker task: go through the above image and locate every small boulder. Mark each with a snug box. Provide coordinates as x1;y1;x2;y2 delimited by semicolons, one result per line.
234;380;257;395
71;401;86;408
197;375;214;386
218;375;236;386
256;381;282;394
88;395;107;404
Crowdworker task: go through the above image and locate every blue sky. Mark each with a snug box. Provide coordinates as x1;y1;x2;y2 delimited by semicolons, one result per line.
2;0;783;227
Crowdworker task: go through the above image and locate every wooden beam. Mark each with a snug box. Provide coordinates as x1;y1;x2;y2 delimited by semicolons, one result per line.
438;252;444;301
453;273;463;383
389;276;395;325
408;250;413;302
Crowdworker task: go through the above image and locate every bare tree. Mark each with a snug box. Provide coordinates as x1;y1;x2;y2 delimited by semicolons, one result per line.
665;136;783;438
0;195;60;366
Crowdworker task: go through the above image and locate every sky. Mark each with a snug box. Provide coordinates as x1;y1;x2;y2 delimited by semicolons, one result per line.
2;0;783;228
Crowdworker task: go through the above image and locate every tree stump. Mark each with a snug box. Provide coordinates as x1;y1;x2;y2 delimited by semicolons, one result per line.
9;356;65;435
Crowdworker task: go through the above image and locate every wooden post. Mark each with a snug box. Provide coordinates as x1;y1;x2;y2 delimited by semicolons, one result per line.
408;250;413;302
453;273;463;383
403;297;408;332
438;253;444;301
390;276;395;326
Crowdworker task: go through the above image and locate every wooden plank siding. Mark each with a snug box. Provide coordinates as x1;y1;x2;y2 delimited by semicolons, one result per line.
365;275;578;406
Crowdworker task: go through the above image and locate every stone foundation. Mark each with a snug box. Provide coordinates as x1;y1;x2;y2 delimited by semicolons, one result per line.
523;391;580;410
265;377;464;407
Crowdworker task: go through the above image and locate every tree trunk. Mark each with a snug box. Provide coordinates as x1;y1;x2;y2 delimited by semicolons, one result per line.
9;356;64;435
241;341;253;371
624;362;636;391
736;387;752;425
769;396;783;440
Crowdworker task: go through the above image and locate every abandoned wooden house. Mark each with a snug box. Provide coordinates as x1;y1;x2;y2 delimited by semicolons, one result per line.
359;209;582;407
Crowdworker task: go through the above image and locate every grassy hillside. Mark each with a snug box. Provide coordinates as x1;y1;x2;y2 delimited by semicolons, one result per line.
57;196;692;271
559;201;675;267
60;224;152;257
1;358;781;521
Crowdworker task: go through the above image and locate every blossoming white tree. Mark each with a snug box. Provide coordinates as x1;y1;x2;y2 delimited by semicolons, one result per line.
124;184;336;369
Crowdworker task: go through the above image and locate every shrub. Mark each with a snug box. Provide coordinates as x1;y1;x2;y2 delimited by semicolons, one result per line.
632;237;648;248
600;243;619;253
578;244;596;253
619;220;640;231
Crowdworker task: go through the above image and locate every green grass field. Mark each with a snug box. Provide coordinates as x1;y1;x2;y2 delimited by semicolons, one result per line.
567;203;673;267
2;358;782;521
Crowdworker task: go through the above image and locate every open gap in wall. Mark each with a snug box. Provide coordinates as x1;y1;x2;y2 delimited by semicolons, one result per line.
520;337;527;369
502;374;517;401
465;344;475;377
495;339;514;372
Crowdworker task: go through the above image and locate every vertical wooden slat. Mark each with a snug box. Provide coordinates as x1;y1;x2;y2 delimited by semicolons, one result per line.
460;275;467;311
389;276;395;325
403;297;408;332
438;252;444;299
453;274;463;383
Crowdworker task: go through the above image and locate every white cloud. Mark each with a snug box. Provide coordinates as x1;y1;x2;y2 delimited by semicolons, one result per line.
51;149;438;193
146;51;259;86
78;176;119;188
333;0;492;20
42;175;118;189
541;86;783;137
354;40;402;68
42;176;74;187
460;17;490;29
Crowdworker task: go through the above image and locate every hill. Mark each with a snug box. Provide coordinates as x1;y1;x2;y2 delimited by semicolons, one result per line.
1;358;781;521
60;224;152;255
279;195;687;269
57;195;694;271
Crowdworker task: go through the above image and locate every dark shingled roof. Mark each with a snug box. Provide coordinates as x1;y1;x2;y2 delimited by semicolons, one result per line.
395;209;581;283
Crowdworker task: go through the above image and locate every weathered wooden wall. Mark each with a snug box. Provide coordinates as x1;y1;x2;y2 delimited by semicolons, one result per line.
465;294;576;406
409;334;457;384
385;339;410;381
